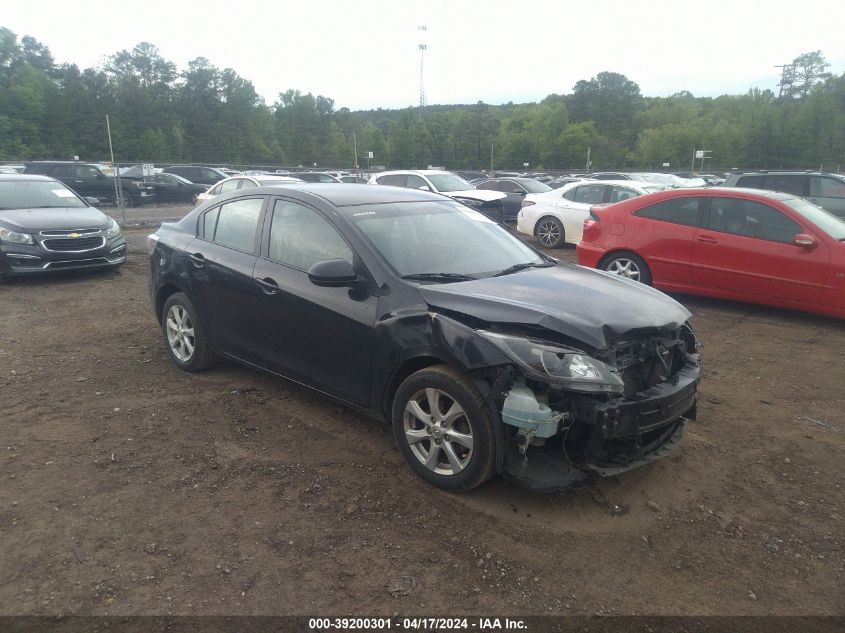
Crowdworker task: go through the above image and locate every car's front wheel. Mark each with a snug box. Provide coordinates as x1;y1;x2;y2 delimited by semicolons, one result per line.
392;365;496;492
161;292;215;372
535;216;565;248
601;251;652;285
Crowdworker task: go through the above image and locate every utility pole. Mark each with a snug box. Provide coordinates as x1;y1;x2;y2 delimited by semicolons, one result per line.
418;26;427;108
585;147;592;174
106;114;125;225
490;142;494;173
353;131;359;170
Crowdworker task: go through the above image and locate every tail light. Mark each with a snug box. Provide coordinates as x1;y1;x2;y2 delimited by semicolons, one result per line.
583;208;600;231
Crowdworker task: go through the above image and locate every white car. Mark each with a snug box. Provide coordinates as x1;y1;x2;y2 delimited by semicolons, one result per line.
640;173;706;188
195;174;303;205
517;180;663;248
368;169;507;221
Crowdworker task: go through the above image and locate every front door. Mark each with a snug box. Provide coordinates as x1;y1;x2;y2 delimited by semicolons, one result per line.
691;196;829;304
253;197;378;406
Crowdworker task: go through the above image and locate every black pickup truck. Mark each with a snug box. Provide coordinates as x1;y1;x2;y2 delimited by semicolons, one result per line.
22;162;156;207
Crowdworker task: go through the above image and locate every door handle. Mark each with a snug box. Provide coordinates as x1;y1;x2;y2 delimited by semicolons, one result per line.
188;253;205;268
695;234;718;244
256;277;279;295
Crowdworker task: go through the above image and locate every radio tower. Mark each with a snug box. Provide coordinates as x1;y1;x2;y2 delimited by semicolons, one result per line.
418;25;427;108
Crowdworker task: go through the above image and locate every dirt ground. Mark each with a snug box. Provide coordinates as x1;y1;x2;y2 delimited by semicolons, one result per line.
1;218;843;618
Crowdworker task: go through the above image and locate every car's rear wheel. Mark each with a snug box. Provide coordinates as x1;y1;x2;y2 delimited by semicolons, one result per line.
535;216;565;248
392;365;496;492
118;191;136;208
161;292;215;372
601;251;652;285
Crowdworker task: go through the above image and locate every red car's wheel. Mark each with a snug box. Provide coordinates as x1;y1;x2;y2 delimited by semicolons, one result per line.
601;251;652;285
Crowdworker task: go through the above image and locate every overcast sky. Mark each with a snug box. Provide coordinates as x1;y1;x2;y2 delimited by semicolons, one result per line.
3;0;844;110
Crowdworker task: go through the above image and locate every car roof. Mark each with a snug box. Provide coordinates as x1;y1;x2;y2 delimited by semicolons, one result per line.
0;174;57;182
373;169;452;177
218;183;450;207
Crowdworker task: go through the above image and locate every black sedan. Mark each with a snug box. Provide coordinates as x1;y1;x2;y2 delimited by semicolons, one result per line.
474;177;552;222
148;184;699;492
0;175;126;280
145;173;208;203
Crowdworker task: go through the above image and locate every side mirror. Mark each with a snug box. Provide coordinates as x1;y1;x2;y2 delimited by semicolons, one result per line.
514;190;526;196
308;258;358;287
85;197;100;206
96;172;106;179
418;185;430;191
793;234;816;249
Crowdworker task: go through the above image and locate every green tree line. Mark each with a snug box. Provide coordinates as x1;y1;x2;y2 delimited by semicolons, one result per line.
1;28;843;171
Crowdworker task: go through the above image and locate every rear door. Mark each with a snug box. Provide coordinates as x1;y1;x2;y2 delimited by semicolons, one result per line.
253;197;378;405
691;196;829;304
187;196;266;362
558;184;607;243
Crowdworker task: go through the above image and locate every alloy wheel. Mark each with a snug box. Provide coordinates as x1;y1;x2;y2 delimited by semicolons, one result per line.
165;304;196;362
403;388;474;475
537;219;561;247
606;258;641;280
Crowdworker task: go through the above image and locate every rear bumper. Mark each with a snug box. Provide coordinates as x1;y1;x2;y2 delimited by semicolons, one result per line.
575;241;604;268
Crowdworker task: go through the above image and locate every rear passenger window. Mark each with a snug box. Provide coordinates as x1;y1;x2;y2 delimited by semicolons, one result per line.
736;175;764;189
405;175;429;190
268;199;352;271
202;207;220;238
378;175;407;187
763;175;806;196
570;185;605;204
219;179;240;193
609;186;639;203
707;198;800;244
636;197;704;226
209;197;263;252
810;176;845;197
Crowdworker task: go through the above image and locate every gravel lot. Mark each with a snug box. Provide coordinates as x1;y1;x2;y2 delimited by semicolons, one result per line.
1;211;843;618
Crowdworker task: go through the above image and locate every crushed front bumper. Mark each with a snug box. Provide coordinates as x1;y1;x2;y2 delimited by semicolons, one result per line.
499;362;699;493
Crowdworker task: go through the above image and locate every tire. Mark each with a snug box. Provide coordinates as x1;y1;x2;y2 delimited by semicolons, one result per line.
535;216;565;248
161;292;215;372
392;365;496;492
117;191;136;208
600;251;652;285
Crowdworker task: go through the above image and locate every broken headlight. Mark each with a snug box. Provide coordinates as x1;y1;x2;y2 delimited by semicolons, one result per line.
478;331;624;393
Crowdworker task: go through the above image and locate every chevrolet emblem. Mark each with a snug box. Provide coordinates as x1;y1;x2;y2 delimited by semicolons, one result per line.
67;232;81;238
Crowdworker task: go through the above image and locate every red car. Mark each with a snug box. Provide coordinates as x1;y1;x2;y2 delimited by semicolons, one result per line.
576;188;845;319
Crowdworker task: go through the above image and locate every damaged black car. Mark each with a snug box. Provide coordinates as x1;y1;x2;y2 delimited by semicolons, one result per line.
148;184;699;492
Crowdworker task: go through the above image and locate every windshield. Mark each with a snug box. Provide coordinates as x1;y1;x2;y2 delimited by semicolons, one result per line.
427;173;474;193
350;200;545;279
782;197;845;240
520;179;552;193
0;180;87;209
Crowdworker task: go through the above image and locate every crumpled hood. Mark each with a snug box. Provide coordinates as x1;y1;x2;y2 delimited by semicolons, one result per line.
419;264;691;350
0;207;110;232
444;189;507;202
